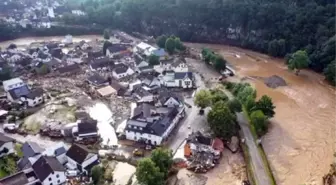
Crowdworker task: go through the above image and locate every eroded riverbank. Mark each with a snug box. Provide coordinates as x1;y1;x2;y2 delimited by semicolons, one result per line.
187;43;336;185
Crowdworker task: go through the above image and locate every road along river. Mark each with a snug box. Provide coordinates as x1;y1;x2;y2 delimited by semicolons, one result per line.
187;43;336;185
1;36;334;185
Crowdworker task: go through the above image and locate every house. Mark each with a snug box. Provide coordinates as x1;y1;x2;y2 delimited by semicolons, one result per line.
151;48;167;58
3;77;25;91
139;74;161;92
18;141;44;170
57;64;80;74
75;119;98;140
173;62;189;73
42;142;68;165
161;71;193;89
87;74;109;87
112;63;134;79
65;144;99;173
0;133;15;158
0;169;40;185
31;156;66;185
97;86;117;97
40;17;51;28
72;10;86;16
133;87;154;102
125;103;184;145
89;57;114;71
77;40;90;50
106;44;130;58
157;90;183;108
63;35;73;44
110;80;126;96
88;50;104;59
159;58;174;71
20;88;44;107
133;42;158;56
7;85;30;102
19;19;31;28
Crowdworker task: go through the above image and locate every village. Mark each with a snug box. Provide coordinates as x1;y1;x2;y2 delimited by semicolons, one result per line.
0;31;244;185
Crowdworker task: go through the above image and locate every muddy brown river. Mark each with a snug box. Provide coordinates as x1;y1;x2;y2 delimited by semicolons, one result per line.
1;36;334;185
187;43;336;185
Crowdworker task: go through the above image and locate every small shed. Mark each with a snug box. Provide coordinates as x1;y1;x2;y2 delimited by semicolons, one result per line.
97;86;116;97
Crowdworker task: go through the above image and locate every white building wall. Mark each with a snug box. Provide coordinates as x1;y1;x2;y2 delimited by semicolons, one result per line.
126;130;163;145
66;157;77;170
26;96;43;107
41;171;66;185
56;153;67;164
0;142;14;157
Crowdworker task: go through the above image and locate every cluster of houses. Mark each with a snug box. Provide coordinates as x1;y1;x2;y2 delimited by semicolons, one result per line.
0;133;99;185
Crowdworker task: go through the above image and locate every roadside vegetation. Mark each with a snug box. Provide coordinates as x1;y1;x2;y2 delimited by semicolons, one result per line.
156;35;186;54
136;148;173;185
201;48;227;72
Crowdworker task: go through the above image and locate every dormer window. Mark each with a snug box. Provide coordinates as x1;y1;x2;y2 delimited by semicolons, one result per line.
134;126;137;129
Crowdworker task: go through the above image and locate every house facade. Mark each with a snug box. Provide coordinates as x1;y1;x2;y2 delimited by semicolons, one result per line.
66;144;99;173
20;88;44;107
133;42;157;56
31;156;66;185
161;72;193;88
3;77;25;91
125;104;184;145
112;64;134;79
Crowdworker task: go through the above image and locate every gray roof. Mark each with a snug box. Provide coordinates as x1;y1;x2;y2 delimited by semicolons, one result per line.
22;141;43;158
114;63;129;74
133;87;152;99
158;90;182;105
24;88;43;99
132;103;155;119
32;156;65;181
174;72;193;80
87;74;107;86
7;85;30;100
0;133;14;146
90;57;114;70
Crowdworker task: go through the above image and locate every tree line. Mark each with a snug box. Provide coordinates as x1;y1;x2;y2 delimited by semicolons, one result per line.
59;0;335;85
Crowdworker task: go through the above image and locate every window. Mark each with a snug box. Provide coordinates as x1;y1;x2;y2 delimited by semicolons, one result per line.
140;127;143;130
57;180;60;183
56;174;59;178
50;183;53;185
134;126;137;129
49;177;52;181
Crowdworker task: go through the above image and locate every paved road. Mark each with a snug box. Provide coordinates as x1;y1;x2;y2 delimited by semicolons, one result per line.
237;113;271;185
167;73;209;153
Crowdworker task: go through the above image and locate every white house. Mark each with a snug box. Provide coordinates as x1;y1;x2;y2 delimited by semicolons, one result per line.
48;7;55;18
3;77;25;91
140;75;161;91
20;88;44;107
0;133;15;157
112;63;134;79
161;71;193;89
77;41;90;50
125;104;184;145
63;35;73;44
157;90;183;108
31;156;66;185
133;42;157;56
66;144;99;173
173;62;189;73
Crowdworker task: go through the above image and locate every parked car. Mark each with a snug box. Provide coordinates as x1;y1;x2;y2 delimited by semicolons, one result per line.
133;148;144;157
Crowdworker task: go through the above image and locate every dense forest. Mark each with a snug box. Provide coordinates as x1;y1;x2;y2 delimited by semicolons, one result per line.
1;0;336;84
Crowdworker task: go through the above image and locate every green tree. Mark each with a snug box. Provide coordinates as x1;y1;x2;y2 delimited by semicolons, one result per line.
148;54;159;66
324;60;336;86
150;148;173;178
91;165;103;185
207;101;237;139
136;158;164;185
174;37;185;51
194;89;212;109
165;38;175;54
288;50;309;75
237;86;256;104
245;96;256;114
253;95;275;118
103;29;110;40
250;110;268;137
214;56;226;71
226;98;242;113
210;89;228;104
156;35;168;48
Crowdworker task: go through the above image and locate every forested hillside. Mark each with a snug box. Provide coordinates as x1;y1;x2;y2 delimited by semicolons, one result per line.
2;0;336;84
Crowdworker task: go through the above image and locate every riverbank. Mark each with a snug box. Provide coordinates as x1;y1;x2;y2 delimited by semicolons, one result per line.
186;43;335;185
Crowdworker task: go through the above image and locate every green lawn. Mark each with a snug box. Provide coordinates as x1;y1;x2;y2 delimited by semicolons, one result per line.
0;168;8;178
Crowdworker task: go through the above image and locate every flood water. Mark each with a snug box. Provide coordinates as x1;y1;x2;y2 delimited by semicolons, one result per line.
1;36;334;185
187;43;336;185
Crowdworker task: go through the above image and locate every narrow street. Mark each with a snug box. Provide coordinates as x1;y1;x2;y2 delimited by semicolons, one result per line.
237;113;271;185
